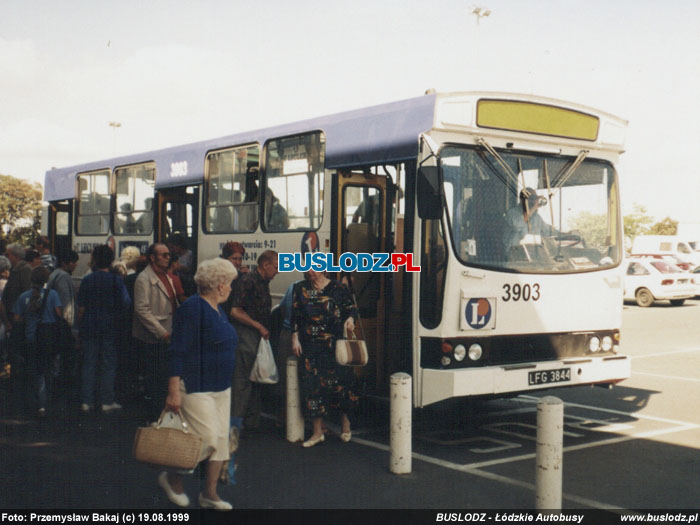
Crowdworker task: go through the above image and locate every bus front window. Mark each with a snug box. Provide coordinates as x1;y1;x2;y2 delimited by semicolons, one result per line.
441;146;621;273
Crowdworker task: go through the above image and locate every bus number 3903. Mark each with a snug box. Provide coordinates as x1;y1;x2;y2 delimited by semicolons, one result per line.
502;283;540;302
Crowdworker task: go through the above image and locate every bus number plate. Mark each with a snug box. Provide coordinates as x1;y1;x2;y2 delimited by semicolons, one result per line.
528;368;571;386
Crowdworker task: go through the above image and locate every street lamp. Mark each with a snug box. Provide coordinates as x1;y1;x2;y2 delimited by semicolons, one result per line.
109;121;121;156
470;5;492;75
472;5;491;24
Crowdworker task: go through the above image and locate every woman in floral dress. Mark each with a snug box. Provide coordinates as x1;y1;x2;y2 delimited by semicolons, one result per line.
291;270;358;447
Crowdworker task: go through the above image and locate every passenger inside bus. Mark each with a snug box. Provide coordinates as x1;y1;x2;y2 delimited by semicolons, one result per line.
134;198;153;234
264;189;289;230
117;203;138;234
235;165;259;231
352;193;379;226
244;164;260;203
211;207;232;232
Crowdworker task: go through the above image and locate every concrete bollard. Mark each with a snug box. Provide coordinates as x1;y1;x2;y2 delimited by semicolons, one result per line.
535;396;563;510
390;372;412;474
286;356;304;443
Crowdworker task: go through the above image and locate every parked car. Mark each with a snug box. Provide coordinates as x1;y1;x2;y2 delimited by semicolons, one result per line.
624;259;694;307
691;266;700;297
631;235;700;266
630;253;693;271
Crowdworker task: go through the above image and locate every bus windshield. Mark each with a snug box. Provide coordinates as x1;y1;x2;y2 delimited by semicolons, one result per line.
440;145;621;273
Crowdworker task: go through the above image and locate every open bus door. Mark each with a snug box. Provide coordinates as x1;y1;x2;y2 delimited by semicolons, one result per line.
334;171;392;392
48;200;72;260
156;186;199;267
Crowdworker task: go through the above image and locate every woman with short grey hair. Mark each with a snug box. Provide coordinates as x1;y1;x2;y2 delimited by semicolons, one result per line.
194;258;238;295
158;258;238;510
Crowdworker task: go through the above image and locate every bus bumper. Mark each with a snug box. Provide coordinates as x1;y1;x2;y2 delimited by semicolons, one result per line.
419;355;631;407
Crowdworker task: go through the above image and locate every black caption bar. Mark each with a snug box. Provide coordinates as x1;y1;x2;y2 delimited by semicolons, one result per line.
1;510;698;525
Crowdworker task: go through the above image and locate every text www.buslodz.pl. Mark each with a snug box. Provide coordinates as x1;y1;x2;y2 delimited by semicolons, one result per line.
278;252;421;273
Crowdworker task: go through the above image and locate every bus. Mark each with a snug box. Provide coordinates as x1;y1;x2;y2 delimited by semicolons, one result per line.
42;91;630;407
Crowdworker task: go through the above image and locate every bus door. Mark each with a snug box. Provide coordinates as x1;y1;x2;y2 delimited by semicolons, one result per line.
48;200;72;260
156;185;199;264
335;172;390;390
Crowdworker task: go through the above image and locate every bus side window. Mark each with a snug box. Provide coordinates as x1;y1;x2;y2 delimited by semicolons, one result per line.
114;163;155;236
204;145;260;233
263;132;325;232
76;170;111;235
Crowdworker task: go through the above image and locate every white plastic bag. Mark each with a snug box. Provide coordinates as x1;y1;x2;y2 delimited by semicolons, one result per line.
249;337;279;384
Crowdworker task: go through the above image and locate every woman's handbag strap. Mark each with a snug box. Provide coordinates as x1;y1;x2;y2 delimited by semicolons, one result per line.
349;290;366;342
156;410;191;433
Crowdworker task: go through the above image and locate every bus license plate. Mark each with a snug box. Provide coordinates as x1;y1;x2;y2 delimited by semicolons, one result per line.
528;368;571;386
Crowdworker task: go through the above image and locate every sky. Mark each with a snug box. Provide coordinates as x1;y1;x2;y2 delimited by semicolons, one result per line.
1;0;699;223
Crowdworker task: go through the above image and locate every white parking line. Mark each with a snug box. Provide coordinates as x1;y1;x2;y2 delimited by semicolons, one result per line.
632;371;700;383
350;395;699;511
518;395;700;427
462;421;698;469
464;469;623;511
351;435;624;510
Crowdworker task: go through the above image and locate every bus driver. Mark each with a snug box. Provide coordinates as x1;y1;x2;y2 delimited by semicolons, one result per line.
504;187;559;253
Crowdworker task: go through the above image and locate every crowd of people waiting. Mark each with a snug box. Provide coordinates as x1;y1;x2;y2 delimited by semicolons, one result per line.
0;235;360;510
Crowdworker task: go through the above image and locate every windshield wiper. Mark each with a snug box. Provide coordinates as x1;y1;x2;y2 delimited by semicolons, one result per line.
475;137;521;196
553;149;589;189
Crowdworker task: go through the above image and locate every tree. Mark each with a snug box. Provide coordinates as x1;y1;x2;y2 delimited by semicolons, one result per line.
568;211;608;250
648;217;678;235
623;204;653;241
0;173;43;246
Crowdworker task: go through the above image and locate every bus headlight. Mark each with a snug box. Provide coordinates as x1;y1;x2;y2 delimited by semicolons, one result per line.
468;344;483;361
441;356;452;367
454;345;467;362
601;336;613;352
588;337;601;352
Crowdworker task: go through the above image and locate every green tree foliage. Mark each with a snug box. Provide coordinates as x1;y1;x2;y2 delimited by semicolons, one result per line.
648;217;678;235
623;204;653;241
0;173;43;246
568;211;608;250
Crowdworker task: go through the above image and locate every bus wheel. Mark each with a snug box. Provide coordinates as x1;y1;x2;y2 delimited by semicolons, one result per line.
635;288;654;307
670;299;686;306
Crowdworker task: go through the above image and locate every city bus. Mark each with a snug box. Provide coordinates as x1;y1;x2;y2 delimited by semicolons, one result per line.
42;91;630;407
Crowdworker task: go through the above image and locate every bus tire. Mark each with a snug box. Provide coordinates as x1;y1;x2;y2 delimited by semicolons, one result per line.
635;288;654;308
670;299;685;306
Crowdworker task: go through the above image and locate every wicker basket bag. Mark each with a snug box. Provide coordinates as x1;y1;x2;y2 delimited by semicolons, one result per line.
133;411;203;470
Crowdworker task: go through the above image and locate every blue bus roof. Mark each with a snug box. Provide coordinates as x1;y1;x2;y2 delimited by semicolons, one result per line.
44;94;437;202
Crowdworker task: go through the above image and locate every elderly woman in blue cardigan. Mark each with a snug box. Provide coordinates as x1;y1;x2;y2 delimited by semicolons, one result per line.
158;258;238;511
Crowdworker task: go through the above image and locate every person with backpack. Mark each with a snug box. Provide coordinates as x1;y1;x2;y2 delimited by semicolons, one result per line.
47;251;79;384
11;265;62;416
77;245;131;413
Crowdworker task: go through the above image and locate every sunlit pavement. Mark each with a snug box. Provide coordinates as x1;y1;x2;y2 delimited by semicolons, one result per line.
2;300;700;509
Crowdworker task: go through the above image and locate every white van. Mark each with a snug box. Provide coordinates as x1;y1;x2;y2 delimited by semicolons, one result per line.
631;235;700;267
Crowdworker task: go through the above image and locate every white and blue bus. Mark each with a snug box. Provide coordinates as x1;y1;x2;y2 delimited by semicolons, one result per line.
42;91;630;407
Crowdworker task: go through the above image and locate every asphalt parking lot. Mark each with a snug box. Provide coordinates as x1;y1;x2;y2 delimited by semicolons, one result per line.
1;299;699;510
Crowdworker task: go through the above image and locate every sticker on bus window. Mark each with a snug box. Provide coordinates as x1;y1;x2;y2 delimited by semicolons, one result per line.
461;297;496;331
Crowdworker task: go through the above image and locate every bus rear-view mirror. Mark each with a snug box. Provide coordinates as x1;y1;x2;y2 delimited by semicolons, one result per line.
417;165;442;220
